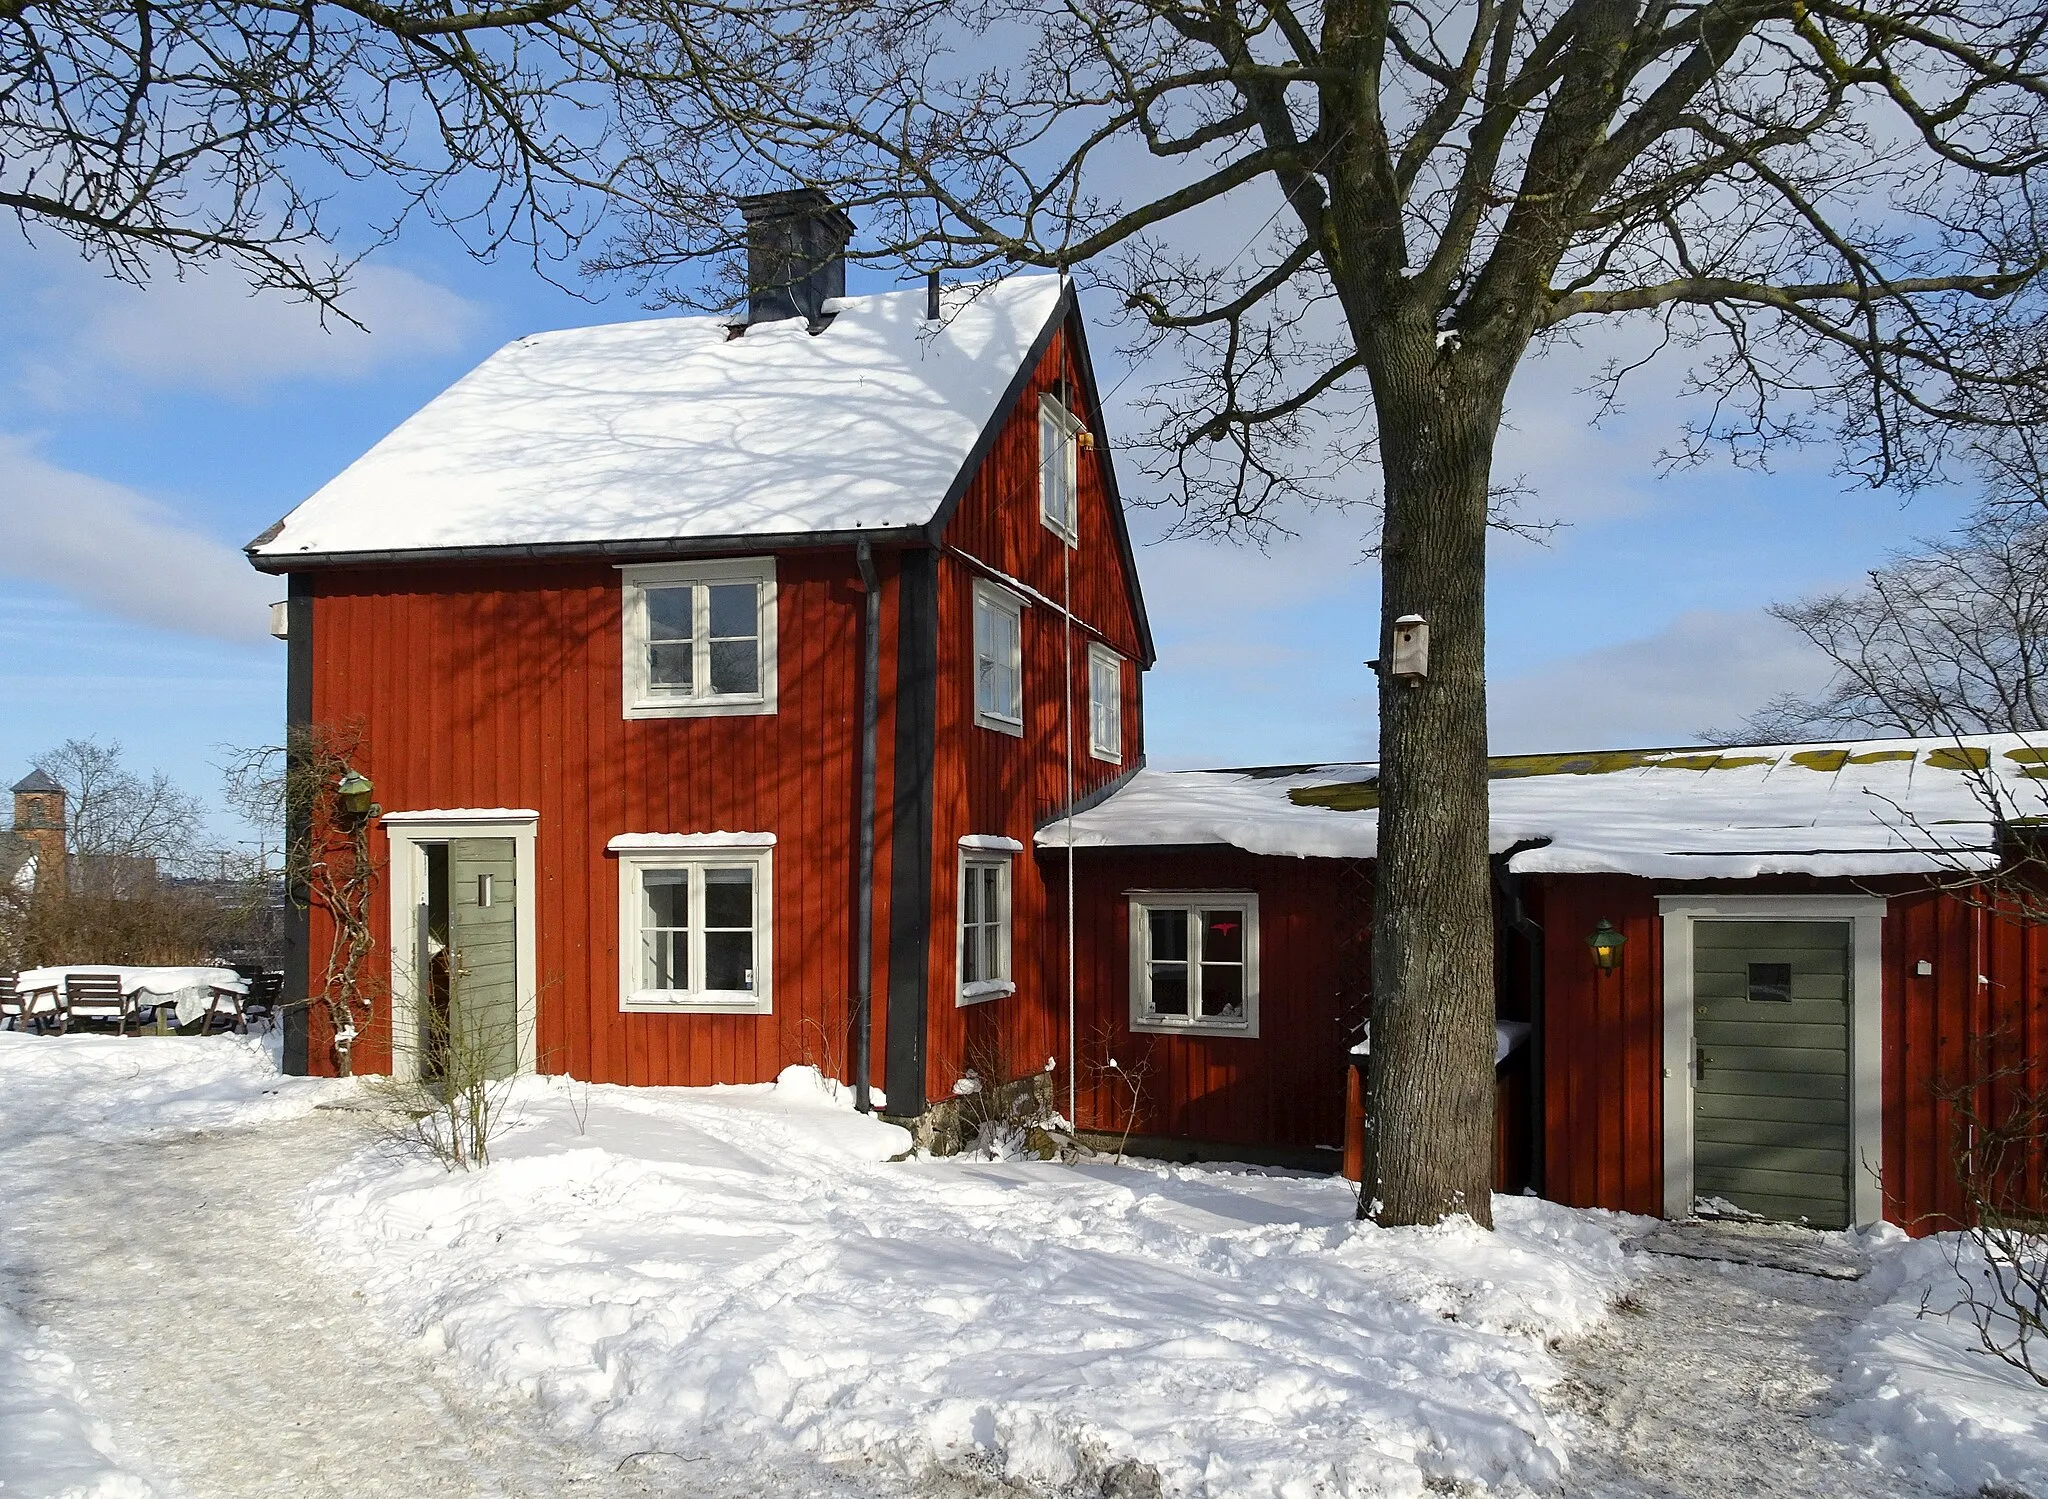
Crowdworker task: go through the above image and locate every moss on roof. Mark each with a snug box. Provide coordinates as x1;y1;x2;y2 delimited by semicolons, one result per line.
1284;740;2018;812
1791;749;1850;771
1926;746;1991;771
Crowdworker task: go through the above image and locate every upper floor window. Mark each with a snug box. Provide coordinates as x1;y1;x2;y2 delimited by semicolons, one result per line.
1088;643;1123;764
614;837;774;1013
620;559;778;719
1039;394;1081;545
973;579;1024;735
1128;892;1260;1038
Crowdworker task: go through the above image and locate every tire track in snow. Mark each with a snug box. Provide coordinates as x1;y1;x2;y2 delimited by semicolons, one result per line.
1546;1256;1953;1499
0;1109;880;1499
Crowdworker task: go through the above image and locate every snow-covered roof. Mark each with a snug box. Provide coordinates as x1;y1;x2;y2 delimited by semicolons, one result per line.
1043;735;2048;879
249;277;1069;565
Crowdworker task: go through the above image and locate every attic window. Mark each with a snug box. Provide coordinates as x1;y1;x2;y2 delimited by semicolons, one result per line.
1039;394;1081;545
620;558;778;719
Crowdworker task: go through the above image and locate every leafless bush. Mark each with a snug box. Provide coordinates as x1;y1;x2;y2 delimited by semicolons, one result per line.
1084;1023;1156;1165
224;722;382;1076
371;973;522;1171
1934;1055;2048;1387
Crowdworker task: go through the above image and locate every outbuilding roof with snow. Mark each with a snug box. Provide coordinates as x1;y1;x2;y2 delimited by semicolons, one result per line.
1043;735;2048;879
247;276;1071;567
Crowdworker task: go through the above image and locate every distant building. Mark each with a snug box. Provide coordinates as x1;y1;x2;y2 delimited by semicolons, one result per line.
1;770;67;895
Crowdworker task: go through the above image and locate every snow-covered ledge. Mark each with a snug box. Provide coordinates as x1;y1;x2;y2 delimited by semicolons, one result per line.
382;808;539;825
607;832;777;851
959;834;1024;852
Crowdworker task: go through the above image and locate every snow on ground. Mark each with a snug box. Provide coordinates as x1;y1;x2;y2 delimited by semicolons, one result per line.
1834;1228;2048;1496
306;1066;1640;1499
0;1301;153;1499
0;1028;347;1144
0;1032;345;1499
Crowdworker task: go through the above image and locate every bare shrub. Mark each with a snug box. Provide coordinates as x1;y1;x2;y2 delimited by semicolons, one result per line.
1934;1051;2048;1386
1084;1023;1156;1165
371;967;522;1171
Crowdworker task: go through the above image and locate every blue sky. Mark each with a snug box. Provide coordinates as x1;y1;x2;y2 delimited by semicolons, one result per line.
0;217;1971;842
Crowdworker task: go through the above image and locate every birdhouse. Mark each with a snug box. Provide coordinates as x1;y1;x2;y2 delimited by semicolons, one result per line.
1389;615;1430;682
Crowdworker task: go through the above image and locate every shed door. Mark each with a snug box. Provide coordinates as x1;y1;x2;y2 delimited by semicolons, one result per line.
448;837;520;1080
1691;920;1852;1228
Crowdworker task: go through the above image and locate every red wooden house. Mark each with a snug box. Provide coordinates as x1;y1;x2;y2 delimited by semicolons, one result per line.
249;191;2044;1237
247;190;1151;1123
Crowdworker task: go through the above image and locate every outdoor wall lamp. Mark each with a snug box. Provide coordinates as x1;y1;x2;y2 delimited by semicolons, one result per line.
1587;918;1627;973
336;769;376;818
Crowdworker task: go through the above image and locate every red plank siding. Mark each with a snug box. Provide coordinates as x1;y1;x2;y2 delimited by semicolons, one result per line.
1058;847;1364;1154
920;321;1151;1103
300;549;905;1086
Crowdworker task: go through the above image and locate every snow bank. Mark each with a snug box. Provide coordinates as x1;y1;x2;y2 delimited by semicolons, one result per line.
0;1304;156;1499
307;1067;1640;1497
1833;1228;2048;1496
0;1031;350;1144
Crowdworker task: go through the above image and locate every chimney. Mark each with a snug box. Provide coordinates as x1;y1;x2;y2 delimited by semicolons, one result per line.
738;189;854;331
11;768;67;894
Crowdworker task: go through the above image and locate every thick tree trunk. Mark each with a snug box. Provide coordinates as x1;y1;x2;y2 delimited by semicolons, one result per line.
1363;337;1506;1228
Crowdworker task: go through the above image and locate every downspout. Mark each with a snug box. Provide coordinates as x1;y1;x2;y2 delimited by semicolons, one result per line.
1494;842;1549;1196
853;541;882;1113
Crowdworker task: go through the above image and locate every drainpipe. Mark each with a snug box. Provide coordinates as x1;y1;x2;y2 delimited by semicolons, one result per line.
853;541;882;1113
1494;842;1549;1196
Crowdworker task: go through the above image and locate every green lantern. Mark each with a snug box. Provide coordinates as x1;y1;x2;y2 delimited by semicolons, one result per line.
1587;918;1627;973
335;769;375;818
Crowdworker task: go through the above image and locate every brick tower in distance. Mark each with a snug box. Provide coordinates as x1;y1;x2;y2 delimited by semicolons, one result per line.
9;769;68;894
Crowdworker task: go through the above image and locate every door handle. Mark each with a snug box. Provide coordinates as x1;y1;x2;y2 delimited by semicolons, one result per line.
1696;1047;1709;1080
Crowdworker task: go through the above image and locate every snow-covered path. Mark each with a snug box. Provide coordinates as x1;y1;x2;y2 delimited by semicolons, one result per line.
0;1106;820;1499
1551;1253;1946;1499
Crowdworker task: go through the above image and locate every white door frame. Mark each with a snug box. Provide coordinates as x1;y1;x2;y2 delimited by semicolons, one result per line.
1657;894;1886;1227
383;810;539;1082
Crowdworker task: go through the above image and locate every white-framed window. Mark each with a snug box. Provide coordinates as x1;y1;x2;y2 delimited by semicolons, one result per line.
958;842;1016;1004
615;841;774;1013
620;558;778;719
1088;643;1123;764
1039;394;1081;544
973;578;1024;735
1128;891;1259;1037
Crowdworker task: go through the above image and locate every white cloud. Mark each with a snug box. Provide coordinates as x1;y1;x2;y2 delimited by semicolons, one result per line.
8;250;484;402
0;437;277;643
1488;607;1835;753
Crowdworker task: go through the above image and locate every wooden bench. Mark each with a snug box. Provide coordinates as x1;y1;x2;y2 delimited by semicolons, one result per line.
61;972;137;1035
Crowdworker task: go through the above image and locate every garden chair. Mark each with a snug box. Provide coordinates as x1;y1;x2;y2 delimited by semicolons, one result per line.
200;981;247;1035
241;972;283;1032
0;975;20;1032
61;972;137;1036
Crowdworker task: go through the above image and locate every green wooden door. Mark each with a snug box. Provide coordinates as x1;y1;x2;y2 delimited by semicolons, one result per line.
448;837;520;1081
1692;920;1852;1228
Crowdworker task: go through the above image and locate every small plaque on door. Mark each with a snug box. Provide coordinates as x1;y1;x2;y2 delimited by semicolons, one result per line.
1747;961;1793;1003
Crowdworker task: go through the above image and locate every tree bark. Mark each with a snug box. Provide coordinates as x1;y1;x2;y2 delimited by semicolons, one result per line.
1363;327;1506;1228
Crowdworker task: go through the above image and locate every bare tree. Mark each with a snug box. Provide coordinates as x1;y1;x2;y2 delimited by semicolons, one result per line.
1718;507;2048;743
32;737;206;874
2;0;621;306
565;0;2048;1227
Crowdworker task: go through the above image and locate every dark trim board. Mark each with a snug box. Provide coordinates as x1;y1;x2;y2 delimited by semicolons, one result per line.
246;525;930;574
281;573;313;1077
884;547;940;1116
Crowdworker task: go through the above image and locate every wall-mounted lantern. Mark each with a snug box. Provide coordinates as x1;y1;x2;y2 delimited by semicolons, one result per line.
1389;614;1429;682
1587;918;1626;973
336;769;376;818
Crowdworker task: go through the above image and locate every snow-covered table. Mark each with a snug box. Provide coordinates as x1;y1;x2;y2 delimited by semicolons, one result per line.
15;966;248;1027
